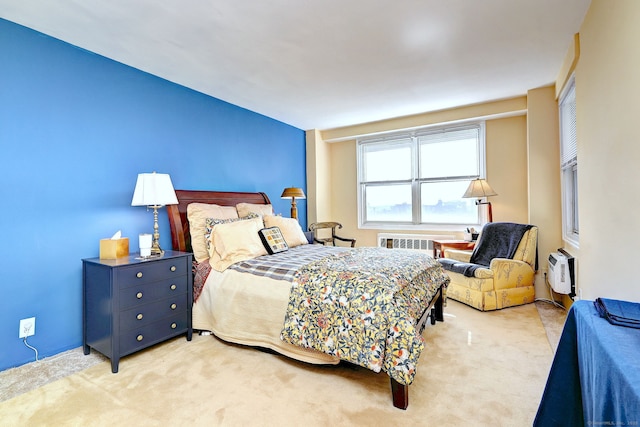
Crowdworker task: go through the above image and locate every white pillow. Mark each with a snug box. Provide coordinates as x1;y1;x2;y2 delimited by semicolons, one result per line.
236;202;274;218
187;203;238;263
209;216;267;272
205;213;260;258
263;215;308;248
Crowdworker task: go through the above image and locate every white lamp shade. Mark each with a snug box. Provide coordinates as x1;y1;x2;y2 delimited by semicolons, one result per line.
131;172;178;207
462;178;497;199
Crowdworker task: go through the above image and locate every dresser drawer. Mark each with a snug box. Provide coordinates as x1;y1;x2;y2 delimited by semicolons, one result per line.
120;294;188;332
119;315;188;356
116;258;189;288
119;276;187;310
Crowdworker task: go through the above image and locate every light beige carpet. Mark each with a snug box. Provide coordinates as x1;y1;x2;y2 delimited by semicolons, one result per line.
0;301;556;426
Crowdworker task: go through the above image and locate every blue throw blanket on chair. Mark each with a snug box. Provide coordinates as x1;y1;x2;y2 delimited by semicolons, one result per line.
439;222;534;277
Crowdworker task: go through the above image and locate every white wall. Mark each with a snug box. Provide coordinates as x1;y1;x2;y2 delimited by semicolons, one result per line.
573;0;640;302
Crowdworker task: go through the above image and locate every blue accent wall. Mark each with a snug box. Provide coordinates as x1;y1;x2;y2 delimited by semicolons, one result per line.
0;18;307;371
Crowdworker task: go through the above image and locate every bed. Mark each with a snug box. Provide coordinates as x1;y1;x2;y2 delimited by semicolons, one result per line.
166;189;450;409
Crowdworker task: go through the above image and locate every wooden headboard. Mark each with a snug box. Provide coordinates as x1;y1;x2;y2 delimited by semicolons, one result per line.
166;190;271;253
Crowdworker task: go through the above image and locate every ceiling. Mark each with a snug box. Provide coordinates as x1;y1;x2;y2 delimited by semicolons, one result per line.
0;0;590;130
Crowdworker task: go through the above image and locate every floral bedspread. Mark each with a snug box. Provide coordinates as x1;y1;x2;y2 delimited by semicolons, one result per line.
280;247;450;385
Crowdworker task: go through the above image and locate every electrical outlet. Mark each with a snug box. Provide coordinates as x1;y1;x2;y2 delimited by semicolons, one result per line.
19;317;35;338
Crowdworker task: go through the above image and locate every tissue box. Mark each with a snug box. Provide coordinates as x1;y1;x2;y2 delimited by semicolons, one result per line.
99;238;129;259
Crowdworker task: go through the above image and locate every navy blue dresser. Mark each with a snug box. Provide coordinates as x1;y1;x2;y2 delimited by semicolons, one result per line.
82;250;193;373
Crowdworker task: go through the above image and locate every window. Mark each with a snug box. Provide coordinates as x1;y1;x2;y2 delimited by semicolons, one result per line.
559;77;579;244
357;123;486;229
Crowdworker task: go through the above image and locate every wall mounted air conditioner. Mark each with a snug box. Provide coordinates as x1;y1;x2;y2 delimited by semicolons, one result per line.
548;249;575;296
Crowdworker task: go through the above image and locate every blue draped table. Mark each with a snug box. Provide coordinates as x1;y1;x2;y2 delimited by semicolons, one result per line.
534;300;640;426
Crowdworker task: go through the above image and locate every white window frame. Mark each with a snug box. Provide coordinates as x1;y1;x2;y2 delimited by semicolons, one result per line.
357;122;487;231
559;76;579;245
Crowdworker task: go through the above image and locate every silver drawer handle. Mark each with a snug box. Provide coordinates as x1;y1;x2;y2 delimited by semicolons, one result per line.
171;323;177;329
136;272;143;278
136;292;143;299
137;334;143;342
170;266;176;272
170;303;177;310
170;284;177;290
136;313;143;320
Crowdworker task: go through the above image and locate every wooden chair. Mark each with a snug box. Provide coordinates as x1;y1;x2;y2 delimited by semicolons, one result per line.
308;222;356;247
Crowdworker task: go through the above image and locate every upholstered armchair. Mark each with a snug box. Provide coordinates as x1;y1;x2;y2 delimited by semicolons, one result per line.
439;222;538;311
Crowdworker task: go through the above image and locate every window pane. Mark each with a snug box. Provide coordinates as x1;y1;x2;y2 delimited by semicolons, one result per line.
559;77;579;243
357;123;485;227
561;162;579;239
362;140;412;181
571;165;579;233
560;84;577;166
420;138;478;179
364;184;412;222
421;181;477;224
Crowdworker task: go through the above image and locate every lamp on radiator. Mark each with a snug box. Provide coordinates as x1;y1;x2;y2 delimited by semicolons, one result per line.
131;172;178;255
281;187;306;220
462;178;497;223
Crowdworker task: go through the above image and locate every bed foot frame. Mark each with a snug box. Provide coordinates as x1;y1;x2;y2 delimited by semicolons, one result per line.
391;379;409;409
391;288;445;410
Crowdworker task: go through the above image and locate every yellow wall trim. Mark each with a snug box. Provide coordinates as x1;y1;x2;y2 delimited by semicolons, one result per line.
320;96;527;142
555;33;580;99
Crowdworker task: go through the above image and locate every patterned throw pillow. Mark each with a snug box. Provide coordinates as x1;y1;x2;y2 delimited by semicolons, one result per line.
258;227;289;254
205;213;260;256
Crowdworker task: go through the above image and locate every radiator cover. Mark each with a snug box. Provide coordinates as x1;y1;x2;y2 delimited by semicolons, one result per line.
377;233;455;251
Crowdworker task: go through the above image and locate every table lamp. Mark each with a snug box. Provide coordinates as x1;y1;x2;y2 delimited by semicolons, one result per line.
131;172;178;255
281;187;305;220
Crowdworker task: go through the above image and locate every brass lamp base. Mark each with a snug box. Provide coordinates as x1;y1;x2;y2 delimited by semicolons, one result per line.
151;205;165;255
151;244;163;256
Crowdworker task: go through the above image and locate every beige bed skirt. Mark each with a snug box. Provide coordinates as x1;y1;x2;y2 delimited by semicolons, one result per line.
193;268;340;365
